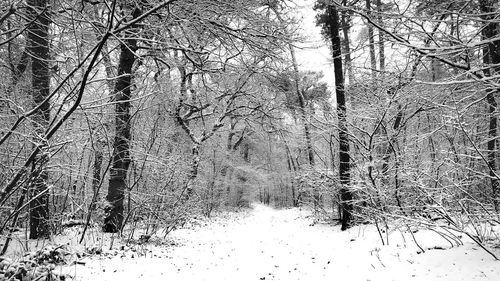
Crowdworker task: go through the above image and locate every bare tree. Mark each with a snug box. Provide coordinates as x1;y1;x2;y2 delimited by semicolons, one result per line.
479;0;500;212
103;6;142;233
26;0;51;239
316;1;353;230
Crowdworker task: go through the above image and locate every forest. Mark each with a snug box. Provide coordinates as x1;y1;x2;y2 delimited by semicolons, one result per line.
0;0;500;280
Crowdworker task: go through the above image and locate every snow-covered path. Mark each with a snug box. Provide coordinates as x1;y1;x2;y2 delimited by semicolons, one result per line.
65;204;500;281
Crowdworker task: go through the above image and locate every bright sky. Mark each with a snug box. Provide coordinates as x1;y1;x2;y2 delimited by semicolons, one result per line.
294;1;336;89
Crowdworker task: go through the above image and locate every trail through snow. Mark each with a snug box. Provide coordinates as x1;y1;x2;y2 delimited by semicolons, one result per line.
64;204;500;281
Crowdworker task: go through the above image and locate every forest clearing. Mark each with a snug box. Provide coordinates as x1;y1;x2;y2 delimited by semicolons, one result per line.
2;0;500;280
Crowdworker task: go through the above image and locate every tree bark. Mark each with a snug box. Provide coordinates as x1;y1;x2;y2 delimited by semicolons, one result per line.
479;0;500;212
288;41;320;208
284;139;298;207
486;92;499;212
103;8;141;233
327;4;352;230
27;0;51;239
227;117;237;150
184;143;200;200
91;141;103;206
375;0;385;72
340;6;354;85
366;0;377;78
289;45;315;168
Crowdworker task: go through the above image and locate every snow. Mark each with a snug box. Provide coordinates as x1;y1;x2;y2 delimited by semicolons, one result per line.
53;203;499;281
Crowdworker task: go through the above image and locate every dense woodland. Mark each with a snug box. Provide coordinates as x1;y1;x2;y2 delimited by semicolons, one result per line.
0;0;499;257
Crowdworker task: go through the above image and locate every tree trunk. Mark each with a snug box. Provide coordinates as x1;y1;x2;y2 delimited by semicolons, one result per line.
479;0;500;212
366;0;377;78
227;117;237;150
242;142;250;162
340;2;354;85
288;42;319;208
91;142;103;206
328;5;352;230
486;92;499;212
27;0;51;239
284;140;298;207
289;47;315;167
184;143;200;200
376;0;385;72
103;8;141;233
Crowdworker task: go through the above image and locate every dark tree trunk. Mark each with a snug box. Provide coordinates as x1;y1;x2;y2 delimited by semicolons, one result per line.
242;142;250;163
91;142;103;206
327;4;353;231
103;8;141;233
27;0;51;239
184;143;200;200
479;0;500;212
486;92;499;211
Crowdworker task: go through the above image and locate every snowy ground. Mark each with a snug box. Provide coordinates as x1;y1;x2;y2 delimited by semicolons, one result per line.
50;203;500;281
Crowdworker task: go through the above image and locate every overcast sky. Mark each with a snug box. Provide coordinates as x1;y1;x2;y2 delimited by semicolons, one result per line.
294;1;336;89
